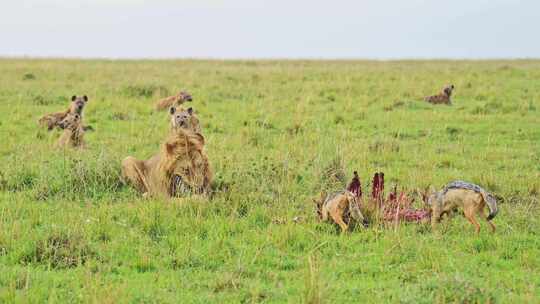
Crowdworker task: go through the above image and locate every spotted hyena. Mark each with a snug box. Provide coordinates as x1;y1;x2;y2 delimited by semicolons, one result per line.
425;84;454;105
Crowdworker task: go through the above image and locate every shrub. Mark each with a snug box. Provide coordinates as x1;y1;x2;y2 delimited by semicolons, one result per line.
317;156;346;193
0;168;37;192
28;92;68;106
22;73;36;80
122;84;169;98
19;233;95;269
31;151;125;201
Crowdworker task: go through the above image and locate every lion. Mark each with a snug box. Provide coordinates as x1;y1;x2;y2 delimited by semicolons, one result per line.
121;106;212;198
155;90;193;111
39;95;93;131
424;84;454;105
56;113;85;148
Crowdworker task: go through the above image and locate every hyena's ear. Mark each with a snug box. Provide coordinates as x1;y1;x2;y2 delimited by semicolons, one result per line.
169;107;176;115
187;107;193;115
83;95;88;102
72;95;77;101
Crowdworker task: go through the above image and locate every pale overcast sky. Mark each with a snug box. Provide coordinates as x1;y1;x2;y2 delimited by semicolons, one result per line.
1;0;538;59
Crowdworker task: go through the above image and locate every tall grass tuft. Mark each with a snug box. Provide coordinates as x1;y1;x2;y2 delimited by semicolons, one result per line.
122;84;169;98
303;254;324;304
28;151;125;201
317;156;346;193
18;232;95;269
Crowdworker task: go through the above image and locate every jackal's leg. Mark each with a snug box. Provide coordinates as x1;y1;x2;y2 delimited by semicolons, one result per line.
482;209;496;233
464;208;481;234
321;210;329;222
331;214;348;233
487;220;496;233
121;156;148;193
431;208;442;230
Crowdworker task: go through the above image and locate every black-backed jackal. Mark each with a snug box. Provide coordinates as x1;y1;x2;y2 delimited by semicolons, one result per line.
313;172;365;233
427;181;498;233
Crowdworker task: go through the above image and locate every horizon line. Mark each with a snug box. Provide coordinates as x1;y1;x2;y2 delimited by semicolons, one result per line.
1;55;540;62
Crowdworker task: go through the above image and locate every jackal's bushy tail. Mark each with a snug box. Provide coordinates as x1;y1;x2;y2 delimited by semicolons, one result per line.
481;191;498;220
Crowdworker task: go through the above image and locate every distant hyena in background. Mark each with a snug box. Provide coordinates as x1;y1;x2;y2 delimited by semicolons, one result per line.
425;84;454;105
155;90;193;111
39;95;91;130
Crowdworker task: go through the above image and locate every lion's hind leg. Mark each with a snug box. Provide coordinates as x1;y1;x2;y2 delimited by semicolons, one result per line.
122;156;149;194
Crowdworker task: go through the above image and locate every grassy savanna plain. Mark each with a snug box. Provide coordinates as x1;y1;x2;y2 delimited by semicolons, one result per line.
0;59;539;303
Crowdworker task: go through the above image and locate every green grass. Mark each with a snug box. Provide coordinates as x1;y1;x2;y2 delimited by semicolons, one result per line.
0;59;539;303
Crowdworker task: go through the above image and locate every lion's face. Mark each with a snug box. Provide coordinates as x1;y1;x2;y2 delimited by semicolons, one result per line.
170;107;197;131
59;113;81;130
69;95;89;114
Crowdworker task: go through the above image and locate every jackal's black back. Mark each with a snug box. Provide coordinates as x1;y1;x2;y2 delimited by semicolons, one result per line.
443;180;484;194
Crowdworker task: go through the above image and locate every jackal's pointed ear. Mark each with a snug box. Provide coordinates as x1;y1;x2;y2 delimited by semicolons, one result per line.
71;95;77;101
312;197;323;218
312;193;324;210
319;191;327;202
428;185;437;196
187;107;193;115
83;95;88;102
169;107;176;115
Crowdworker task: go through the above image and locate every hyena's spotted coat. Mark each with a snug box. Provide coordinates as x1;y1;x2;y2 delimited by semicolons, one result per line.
425;84;454;105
